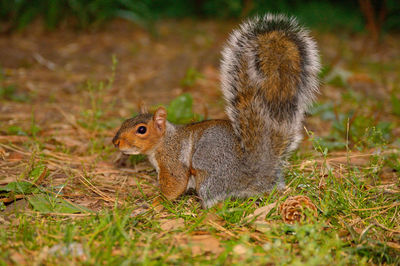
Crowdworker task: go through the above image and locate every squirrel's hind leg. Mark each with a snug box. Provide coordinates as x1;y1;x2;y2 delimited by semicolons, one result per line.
194;171;224;209
197;170;286;208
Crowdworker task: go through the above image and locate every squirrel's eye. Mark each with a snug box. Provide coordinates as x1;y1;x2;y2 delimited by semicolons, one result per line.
137;126;147;134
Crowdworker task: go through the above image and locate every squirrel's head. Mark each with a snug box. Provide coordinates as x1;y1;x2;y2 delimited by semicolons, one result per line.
112;107;167;155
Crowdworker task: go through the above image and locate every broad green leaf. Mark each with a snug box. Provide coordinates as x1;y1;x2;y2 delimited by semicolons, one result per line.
27;194;92;214
167;93;197;124
0;181;39;194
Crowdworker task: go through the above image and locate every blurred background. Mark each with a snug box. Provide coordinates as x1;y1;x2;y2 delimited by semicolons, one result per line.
1;0;400;33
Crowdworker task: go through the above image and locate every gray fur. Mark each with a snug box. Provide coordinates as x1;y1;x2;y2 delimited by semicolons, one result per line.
167;14;319;207
159;121;284;208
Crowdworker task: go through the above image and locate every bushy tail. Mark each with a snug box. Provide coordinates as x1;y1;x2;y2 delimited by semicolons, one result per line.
220;14;320;167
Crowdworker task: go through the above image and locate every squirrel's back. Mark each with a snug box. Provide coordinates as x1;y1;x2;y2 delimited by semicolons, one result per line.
220;14;320;170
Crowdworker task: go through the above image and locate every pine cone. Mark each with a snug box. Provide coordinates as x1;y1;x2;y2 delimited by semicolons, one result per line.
280;195;317;224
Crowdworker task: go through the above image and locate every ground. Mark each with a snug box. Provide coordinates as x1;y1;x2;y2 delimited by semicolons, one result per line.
0;19;399;264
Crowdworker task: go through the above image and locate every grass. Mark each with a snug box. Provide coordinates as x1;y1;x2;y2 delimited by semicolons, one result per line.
1;20;400;264
1;145;399;264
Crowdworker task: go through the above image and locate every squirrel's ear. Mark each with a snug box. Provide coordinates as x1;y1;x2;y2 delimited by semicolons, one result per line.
153;107;167;135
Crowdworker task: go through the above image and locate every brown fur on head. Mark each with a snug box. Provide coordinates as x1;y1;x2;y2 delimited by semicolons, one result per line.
112;107;167;155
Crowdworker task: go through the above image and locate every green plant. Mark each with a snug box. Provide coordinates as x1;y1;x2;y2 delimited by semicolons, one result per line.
391;94;400;116
0;0;155;31
166;93;203;124
0;85;30;102
1;0;399;33
79;55;117;131
180;68;203;88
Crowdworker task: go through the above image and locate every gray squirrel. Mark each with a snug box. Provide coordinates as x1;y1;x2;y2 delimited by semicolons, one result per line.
112;14;320;208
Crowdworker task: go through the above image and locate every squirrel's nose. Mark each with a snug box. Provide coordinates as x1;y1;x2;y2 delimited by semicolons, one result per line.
113;138;120;148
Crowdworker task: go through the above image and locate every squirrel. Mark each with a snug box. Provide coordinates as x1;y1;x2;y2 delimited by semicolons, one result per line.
112;14;320;208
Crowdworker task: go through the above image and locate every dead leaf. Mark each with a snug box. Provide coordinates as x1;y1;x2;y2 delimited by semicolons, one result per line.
130;205;149;217
203;212;224;224
160;218;185;231
190;234;224;256
0;194;25;203
253;221;273;233
151;197;165;213
0;216;7;224
246;202;277;222
53;136;83;147
95;161;115;170
7;151;24;161
386;242;400;250
299;159;315;170
233;244;248;256
10;252;26;264
0;176;17;185
111;248;123;256
172;232;187;246
207;220;235;237
0;136;29;143
49;242;85;257
3;199;30;215
0;146;6;159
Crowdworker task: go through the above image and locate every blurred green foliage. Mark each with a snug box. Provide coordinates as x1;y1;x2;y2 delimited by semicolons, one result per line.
310;101;393;151
1;0;399;32
167;93;203;124
391;94;400;116
181;68;203;88
0;0;154;30
0;85;30;102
